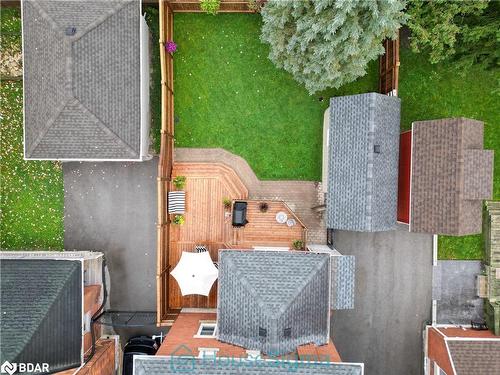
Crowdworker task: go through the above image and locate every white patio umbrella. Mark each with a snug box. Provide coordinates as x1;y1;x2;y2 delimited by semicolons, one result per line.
170;251;219;296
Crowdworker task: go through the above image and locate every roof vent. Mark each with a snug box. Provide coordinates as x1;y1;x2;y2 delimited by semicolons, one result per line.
374;144;381;154
258;327;267;337
283;327;291;338
65;27;77;36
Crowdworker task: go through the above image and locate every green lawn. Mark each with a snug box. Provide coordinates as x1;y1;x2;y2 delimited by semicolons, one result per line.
0;9;64;250
399;47;500;259
172;13;377;180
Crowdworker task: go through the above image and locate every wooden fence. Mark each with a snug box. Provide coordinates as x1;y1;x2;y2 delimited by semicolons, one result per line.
168;0;255;13
379;32;400;96
157;0;176;326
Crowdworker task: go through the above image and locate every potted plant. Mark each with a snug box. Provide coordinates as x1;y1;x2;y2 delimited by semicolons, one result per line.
292;240;304;250
172;214;185;225
259;202;269;213
223;197;232;210
173;176;186;190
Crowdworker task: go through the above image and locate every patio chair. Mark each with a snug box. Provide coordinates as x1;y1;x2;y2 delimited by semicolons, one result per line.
168;191;185;214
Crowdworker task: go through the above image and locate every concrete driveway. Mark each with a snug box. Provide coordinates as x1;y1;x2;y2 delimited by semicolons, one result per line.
331;226;433;375
435;260;483;324
63;159;158;311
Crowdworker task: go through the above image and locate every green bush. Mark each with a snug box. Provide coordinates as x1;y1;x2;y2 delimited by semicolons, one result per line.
173;176;186;190
173;215;185;225
200;0;221;15
292;240;304;250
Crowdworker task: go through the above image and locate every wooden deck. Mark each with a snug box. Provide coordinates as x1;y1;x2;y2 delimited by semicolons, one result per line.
168;163;306;309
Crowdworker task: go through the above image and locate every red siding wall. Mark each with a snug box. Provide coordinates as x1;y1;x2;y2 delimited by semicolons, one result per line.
397;131;412;223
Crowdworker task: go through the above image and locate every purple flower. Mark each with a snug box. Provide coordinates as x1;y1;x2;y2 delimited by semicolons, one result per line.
166;40;177;54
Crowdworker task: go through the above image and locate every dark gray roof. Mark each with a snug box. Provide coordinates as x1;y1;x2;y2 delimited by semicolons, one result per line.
326;93;400;232
410;118;493;235
330;255;355;310
217;251;330;356
22;0;141;160
0;259;82;373
133;356;363;375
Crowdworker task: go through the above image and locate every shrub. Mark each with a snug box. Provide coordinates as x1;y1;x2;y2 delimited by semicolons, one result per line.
173;214;185;225
292;240;304;250
173;176;186;189
260;0;406;94
259;202;269;213
223;197;232;209
200;0;221;15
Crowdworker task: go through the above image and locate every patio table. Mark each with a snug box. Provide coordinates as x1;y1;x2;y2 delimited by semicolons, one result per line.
276;211;288;224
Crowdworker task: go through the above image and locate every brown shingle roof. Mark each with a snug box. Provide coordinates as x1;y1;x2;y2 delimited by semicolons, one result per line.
410;118;493;235
447;340;500;375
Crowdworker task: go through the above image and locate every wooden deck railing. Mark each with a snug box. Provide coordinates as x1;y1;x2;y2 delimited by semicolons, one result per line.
157;0;176;326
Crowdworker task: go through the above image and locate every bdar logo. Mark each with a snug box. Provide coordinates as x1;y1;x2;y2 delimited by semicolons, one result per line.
1;361;17;375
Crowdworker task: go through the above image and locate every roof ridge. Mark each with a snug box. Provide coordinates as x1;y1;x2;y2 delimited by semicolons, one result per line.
70;0;134;43
279;254;330;315
27;97;71;157
76;100;139;158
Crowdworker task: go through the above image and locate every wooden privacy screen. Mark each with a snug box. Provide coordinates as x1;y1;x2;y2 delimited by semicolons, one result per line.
168;0;254;12
157;0;175;326
379;32;400;95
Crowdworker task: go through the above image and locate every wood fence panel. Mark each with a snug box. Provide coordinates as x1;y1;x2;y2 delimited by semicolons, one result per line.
379;32;400;95
157;0;176;326
168;0;254;12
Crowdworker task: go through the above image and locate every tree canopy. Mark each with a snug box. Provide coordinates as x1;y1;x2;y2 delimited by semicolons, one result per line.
260;0;405;94
406;0;499;69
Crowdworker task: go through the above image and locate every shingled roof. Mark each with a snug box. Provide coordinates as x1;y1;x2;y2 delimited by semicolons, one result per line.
22;0;142;160
0;259;82;373
133;356;364;375
410;118;493;235
326;93;400;232
217;251;331;356
447;340;500;375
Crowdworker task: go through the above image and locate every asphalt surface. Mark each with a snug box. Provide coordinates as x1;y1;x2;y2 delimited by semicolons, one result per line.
63;159;158;311
331;226;433;375
436;260;483;324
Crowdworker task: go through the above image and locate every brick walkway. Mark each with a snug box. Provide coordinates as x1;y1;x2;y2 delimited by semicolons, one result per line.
174;148;326;244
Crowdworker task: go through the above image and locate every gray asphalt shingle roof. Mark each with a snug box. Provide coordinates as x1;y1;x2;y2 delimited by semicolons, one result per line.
217;250;331;356
22;0;142;160
326;93;400;232
0;259;82;373
133;356;363;375
410;118;493;235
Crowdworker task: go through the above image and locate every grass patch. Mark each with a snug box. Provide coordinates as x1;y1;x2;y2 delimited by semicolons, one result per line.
0;9;63;250
172;13;377;180
144;6;162;154
399;47;500;260
0;81;64;250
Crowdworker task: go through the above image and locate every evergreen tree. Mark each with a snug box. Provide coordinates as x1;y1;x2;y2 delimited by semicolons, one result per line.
260;0;406;94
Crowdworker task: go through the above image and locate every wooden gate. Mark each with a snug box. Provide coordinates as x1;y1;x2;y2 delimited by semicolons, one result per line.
379;32;400;96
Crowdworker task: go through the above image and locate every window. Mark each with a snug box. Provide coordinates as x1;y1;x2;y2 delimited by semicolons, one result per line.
194;322;217;338
283;327;291;338
198;347;219;359
259;327;267;337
